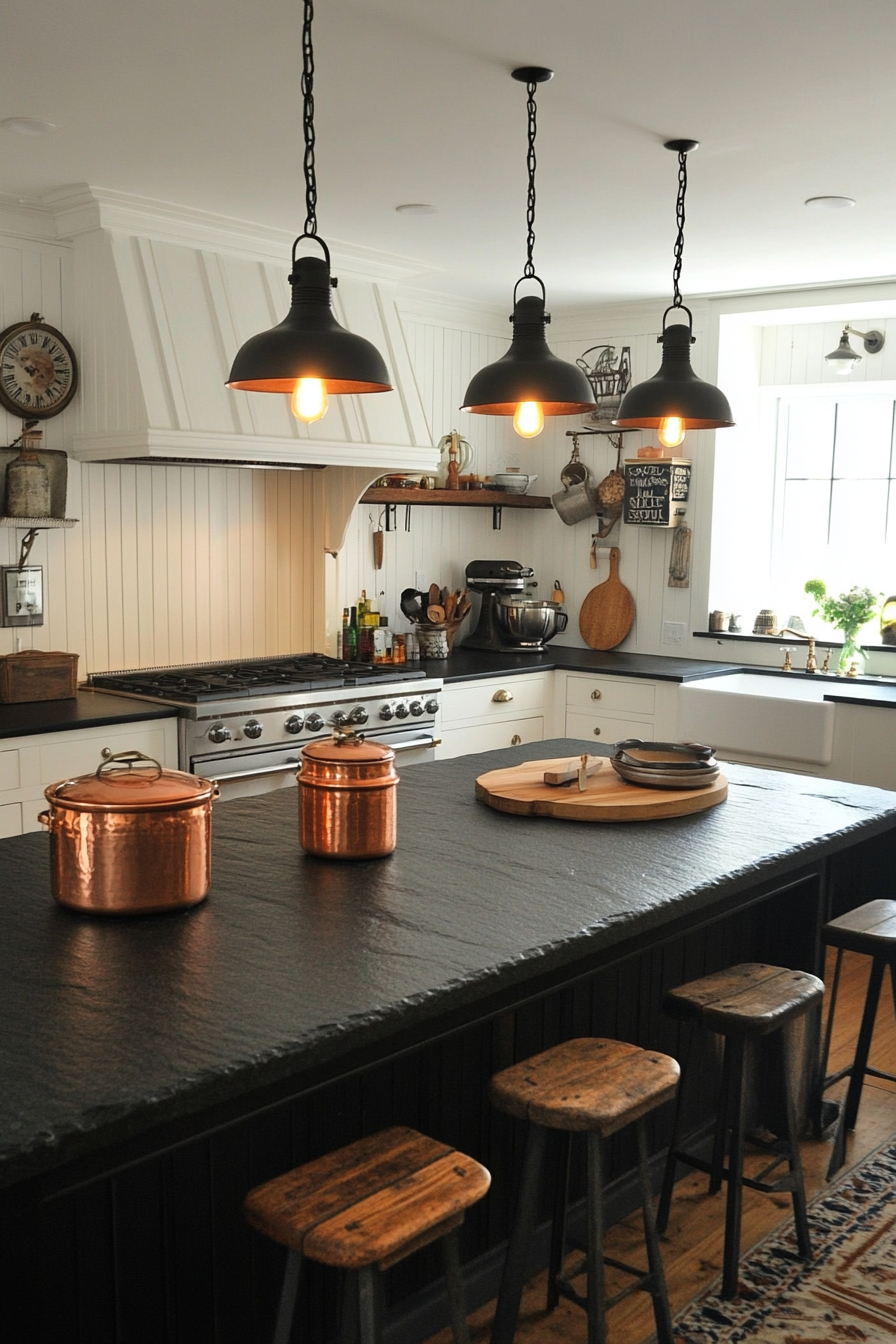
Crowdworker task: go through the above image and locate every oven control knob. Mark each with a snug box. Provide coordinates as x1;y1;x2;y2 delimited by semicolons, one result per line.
379;704;394;721
348;706;368;725
331;710;349;728
424;698;440;714
395;702;410;719
243;719;263;740
305;712;324;733
208;722;231;744
284;714;305;734
409;700;424;717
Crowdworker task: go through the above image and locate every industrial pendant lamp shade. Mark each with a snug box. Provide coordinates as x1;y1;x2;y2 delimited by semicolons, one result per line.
226;0;391;422
614;306;734;431
226;240;391;395
462;67;595;437
615;140;732;445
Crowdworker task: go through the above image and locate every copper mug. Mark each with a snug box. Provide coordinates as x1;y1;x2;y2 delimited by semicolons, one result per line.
297;734;399;859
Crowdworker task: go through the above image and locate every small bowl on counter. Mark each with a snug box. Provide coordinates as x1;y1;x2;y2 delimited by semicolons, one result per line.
610;739;719;790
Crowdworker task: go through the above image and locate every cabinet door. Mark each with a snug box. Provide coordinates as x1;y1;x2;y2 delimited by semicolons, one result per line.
437;717;544;761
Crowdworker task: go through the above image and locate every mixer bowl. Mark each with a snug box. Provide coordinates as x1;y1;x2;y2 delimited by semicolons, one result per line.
495;598;568;646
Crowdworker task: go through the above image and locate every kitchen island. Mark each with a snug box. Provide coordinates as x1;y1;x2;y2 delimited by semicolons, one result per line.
1;740;895;1342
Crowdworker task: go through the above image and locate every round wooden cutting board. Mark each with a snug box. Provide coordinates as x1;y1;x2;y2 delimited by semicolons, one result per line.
475;756;728;822
579;546;635;650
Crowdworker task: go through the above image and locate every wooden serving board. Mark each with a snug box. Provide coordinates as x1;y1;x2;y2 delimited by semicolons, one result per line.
475;756;727;822
579;546;635;650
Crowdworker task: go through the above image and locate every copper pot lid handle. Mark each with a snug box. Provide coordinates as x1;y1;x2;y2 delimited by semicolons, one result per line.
98;748;164;780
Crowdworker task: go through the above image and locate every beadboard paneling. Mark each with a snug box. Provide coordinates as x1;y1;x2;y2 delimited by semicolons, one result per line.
760;317;896;385
0;462;320;672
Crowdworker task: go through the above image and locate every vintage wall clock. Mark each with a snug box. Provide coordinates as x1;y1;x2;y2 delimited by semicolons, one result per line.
0;313;79;418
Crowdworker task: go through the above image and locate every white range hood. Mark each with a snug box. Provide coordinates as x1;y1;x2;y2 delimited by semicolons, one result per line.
50;187;439;474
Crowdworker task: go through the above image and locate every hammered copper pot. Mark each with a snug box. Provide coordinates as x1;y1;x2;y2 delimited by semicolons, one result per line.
39;750;218;915
298;735;399;859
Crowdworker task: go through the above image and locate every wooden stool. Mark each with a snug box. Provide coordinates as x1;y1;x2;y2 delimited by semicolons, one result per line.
819;899;896;1178
656;962;823;1299
244;1125;491;1344
488;1037;679;1344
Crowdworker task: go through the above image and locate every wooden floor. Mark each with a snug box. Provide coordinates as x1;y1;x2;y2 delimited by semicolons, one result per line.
425;949;896;1344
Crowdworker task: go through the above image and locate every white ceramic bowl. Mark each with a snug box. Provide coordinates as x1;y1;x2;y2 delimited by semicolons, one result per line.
493;472;537;494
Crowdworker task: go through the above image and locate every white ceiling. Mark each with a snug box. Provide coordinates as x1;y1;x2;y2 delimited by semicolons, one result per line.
4;0;896;309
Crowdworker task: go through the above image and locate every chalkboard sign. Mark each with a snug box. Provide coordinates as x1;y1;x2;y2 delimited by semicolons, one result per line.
623;458;691;527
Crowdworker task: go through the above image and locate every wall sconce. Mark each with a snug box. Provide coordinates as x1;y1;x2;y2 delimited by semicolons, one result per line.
824;325;886;376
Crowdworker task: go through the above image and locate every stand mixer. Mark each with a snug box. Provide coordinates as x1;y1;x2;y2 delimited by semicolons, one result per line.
464;560;567;653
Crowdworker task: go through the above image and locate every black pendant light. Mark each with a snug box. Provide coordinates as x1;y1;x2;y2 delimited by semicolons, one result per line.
461;67;596;438
615;140;733;448
226;0;391;424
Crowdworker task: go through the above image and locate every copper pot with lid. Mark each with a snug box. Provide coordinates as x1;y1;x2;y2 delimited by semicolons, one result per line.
297;733;400;859
39;749;218;915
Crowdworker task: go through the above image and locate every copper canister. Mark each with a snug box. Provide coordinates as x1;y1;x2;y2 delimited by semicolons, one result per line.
298;734;399;859
39;749;217;915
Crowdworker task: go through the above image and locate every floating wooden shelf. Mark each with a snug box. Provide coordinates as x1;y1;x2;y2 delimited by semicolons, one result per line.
361;487;552;510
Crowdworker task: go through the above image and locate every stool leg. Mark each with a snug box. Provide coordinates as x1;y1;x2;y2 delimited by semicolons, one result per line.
818;946;844;1088
546;1130;571;1313
441;1225;471;1344
585;1130;607;1344
709;1035;735;1196
721;1035;746;1300
490;1122;548;1344
635;1117;674;1344
828;955;885;1178
775;1026;812;1261
357;1265;382;1344
656;1028;694;1234
272;1249;302;1344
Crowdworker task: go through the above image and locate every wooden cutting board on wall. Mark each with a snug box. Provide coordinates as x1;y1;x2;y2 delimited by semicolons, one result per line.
579;547;635;650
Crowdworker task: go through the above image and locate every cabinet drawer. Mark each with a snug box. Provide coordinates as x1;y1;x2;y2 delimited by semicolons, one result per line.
442;675;545;725
566;709;655;746
39;724;173;785
0;748;21;794
437;717;544;760
566;675;655;717
0;801;22;838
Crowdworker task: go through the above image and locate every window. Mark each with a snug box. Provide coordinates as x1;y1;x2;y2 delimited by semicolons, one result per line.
771;390;896;632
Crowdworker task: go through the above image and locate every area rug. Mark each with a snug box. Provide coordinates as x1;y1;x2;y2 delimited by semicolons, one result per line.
673;1139;896;1342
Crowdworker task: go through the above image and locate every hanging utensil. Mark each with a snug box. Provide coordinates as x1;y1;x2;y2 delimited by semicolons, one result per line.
372;511;385;569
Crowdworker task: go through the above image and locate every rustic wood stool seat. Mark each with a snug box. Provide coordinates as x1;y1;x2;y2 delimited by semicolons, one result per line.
656;963;824;1300
244;1125;490;1344
488;1037;679;1344
819;899;896;1178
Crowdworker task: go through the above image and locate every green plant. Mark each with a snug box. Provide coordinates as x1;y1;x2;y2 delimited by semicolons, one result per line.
803;580;881;639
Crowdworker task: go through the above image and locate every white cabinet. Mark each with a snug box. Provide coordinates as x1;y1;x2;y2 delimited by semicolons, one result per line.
562;672;679;748
436;674;546;760
825;703;896;790
0;717;178;836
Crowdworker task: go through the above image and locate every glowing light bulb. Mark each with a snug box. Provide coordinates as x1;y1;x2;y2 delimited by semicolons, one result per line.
290;378;329;423
513;401;544;438
657;416;685;449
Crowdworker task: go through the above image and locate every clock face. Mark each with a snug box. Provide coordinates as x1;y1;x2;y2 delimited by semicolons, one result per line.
0;319;78;419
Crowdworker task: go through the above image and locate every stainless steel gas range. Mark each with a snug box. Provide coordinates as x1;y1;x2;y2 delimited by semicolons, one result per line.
87;654;441;800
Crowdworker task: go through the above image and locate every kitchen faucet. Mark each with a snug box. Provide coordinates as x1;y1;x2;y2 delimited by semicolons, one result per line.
779;630;818;673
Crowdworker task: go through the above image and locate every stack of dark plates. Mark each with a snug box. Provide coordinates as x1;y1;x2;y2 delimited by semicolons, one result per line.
610;739;719;790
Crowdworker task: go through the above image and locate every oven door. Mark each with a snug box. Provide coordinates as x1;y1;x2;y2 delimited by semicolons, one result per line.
191;743;304;802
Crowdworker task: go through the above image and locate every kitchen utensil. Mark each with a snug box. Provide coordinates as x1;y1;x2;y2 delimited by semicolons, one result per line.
428;582;441;607
426;603;446;624
553;433;597;525
494;597;568;648
709;610;729;632
435;431;474;487
493;472;537;494
444;591;458;621
475;757;727;821
298;734;400;859
373;526;384;569
578;547;635;650
610;758;721;789
552;580;565;604
400;588;426;621
560;435;588;487
543;756;603;787
38;749;217;914
615;739;716;767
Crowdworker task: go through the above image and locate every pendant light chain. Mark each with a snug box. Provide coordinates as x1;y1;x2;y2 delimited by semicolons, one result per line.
302;0;318;238
671;148;688;308
523;79;538;278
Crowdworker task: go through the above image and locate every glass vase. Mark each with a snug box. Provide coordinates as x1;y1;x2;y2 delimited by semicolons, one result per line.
837;635;866;677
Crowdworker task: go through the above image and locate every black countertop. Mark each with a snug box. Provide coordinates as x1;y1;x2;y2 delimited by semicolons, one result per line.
2;738;895;1192
0;690;178;741
435;646;742;683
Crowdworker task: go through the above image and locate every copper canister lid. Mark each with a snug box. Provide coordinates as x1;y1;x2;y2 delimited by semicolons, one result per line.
299;734;399;789
47;749;216;812
301;735;396;766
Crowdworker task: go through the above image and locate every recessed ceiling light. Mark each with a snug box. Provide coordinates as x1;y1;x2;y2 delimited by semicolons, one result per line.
805;195;856;210
1;117;57;137
395;203;437;216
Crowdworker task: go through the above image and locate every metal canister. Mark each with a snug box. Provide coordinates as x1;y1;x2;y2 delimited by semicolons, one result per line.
5;430;50;518
297;734;399;859
39;749;217;914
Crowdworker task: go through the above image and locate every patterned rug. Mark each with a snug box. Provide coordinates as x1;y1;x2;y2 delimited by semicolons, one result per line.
673;1139;896;1342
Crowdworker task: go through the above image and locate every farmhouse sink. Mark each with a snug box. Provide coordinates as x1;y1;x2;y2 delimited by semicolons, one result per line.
679;673;835;765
